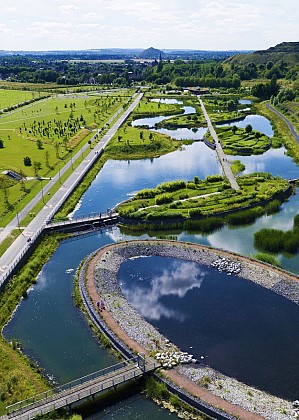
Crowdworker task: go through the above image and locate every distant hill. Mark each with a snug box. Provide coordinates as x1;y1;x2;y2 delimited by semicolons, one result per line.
226;41;299;66
139;47;166;59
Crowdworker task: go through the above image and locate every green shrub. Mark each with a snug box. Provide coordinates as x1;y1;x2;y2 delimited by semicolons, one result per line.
189;208;202;217
254;253;281;267
155;194;173;205
145;378;169;401
158;180;186;192
206;175;223;182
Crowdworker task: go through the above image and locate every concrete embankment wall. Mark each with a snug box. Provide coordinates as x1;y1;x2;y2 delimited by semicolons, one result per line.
79;246;237;420
78;254;134;360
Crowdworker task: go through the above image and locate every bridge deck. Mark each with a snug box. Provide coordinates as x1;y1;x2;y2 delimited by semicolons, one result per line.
6;357;158;419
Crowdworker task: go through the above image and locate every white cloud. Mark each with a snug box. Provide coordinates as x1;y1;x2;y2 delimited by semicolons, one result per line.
121;259;206;321
58;5;80;15
0;0;298;50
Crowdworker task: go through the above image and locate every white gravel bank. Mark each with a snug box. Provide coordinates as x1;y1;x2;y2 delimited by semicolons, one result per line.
93;240;298;420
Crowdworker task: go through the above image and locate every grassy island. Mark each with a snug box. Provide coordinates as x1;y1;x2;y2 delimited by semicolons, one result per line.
117;173;290;226
206;126;272;155
105;125;182;160
132;96;182;119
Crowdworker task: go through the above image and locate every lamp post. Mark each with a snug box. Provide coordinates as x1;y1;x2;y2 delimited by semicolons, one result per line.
16;205;21;231
70;150;74;170
40;180;45;205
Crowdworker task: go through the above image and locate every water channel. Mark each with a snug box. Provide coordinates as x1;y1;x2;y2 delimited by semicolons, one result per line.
4;98;299;416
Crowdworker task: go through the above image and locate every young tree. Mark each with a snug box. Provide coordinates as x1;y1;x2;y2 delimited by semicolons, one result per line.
45;150;50;169
33;161;42;177
36;139;43;149
24;156;32;166
245;124;253;134
54;141;60;158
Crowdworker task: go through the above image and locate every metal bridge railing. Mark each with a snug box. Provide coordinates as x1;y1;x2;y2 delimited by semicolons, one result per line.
6;356;140;415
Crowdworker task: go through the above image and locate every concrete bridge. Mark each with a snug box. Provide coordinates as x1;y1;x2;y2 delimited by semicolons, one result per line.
4;355;159;420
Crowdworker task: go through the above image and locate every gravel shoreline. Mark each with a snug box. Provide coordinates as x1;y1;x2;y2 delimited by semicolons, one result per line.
93;240;298;420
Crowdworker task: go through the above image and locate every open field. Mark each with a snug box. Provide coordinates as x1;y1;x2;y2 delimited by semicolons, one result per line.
0;89;44;110
0;90;133;225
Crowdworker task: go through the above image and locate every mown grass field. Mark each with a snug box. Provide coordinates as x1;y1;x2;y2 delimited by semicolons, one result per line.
0;90;133;225
117;173;288;221
0;89;43;110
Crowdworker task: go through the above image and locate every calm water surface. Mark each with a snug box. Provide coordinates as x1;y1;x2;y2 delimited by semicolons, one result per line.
72;142;220;217
4;104;299;415
118;255;299;400
217;114;274;137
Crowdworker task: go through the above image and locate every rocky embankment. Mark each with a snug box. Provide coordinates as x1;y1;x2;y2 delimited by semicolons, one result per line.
93;240;299;420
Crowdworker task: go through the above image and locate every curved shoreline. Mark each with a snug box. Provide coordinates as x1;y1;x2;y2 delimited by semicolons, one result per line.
84;239;298;420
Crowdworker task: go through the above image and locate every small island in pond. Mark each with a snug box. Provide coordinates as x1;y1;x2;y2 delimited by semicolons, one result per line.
117;173;291;225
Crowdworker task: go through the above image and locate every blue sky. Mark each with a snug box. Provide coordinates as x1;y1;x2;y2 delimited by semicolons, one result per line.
1;0;298;51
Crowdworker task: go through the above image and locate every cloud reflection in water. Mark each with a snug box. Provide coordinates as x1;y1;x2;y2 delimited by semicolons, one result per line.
120;259;206;321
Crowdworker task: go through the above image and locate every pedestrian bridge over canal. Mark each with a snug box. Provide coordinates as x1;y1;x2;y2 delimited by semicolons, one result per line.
4;355;159;420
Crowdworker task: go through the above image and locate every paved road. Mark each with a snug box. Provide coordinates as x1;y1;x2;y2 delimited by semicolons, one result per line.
198;97;239;190
0;93;143;289
266;102;299;143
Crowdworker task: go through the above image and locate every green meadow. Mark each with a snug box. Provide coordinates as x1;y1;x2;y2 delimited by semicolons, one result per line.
0;90;133;225
0;89;43;110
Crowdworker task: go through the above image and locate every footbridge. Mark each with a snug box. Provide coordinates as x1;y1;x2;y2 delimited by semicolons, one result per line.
44;211;119;233
4;355;159;420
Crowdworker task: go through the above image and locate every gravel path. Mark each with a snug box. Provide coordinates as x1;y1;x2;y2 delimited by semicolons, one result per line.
86;239;299;420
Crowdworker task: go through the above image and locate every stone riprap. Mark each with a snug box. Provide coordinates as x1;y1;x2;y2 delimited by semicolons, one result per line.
93;240;298;419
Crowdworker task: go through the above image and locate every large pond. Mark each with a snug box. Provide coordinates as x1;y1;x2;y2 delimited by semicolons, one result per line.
4;100;299;416
72;141;221;217
118;255;299;400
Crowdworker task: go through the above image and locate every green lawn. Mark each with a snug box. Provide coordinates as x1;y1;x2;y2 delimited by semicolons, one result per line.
0;89;44;110
133;95;182;118
0;91;132;225
105;124;182;160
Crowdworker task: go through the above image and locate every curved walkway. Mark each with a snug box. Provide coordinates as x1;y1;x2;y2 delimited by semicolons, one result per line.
85;241;268;420
266;103;299;143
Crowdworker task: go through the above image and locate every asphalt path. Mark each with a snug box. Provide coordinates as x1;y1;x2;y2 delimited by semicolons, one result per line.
198;97;239;190
0;92;143;288
266;102;299;143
